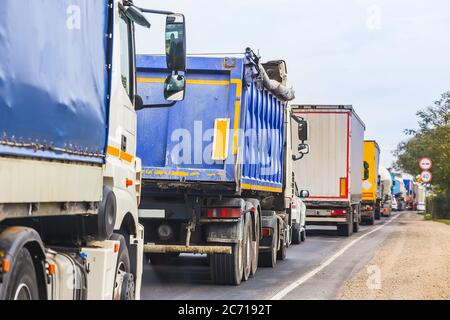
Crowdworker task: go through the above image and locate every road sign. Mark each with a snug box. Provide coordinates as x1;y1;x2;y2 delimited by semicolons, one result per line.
419;158;432;170
420;171;432;183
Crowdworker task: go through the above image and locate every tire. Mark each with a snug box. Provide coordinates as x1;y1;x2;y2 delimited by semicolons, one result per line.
4;247;39;300
146;253;179;265
300;228;306;242
337;212;353;237
258;225;278;268
242;213;252;282
353;219;360;233
292;223;301;245
375;210;381;220
367;215;375;225
353;205;360;233
210;219;245;286
210;240;244;285
110;233;133;300
276;225;287;261
250;215;259;277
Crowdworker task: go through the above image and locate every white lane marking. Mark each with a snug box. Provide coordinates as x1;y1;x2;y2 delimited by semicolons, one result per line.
270;213;401;300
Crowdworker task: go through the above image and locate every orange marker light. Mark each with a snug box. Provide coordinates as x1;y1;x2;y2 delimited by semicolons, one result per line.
48;263;56;275
126;178;133;187
261;228;273;237
114;243;120;253
2;259;10;273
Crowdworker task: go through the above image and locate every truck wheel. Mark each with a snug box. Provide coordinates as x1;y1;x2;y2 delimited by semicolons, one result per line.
367;214;375;226
110;233;133;300
337;212;353;237
300;228;306;242
242;213;252;281
210;241;244;285
353;204;361;232
250;215;259;277
276;228;287;261
353;218;360;233
258;226;278;268
292;223;301;245
5;247;39;300
375;210;381;220
146;253;179;265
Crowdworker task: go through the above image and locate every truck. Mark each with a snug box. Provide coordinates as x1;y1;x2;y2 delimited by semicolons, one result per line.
413;182;426;212
391;172;406;211
378;166;393;217
0;0;187;300
413;183;426;212
402;174;414;210
136;49;309;285
290;105;365;236
361;140;381;224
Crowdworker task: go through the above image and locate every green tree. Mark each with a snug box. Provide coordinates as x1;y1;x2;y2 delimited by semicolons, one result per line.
395;92;450;218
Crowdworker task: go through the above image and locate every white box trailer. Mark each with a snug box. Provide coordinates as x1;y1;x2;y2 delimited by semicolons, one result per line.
290;105;365;236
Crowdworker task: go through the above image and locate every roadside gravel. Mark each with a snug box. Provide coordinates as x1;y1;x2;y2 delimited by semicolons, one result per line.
338;212;450;300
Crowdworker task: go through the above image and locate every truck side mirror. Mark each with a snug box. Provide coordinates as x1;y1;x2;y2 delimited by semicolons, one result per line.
298;120;308;141
363;161;369;180
164;73;186;101
125;6;151;28
165;14;186;72
300;190;310;198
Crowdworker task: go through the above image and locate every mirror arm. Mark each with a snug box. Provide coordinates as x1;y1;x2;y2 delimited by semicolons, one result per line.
292;154;304;161
136;101;177;110
133;6;175;16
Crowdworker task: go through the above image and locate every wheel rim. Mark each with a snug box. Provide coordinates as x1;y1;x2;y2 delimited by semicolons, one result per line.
113;261;126;300
14;283;32;300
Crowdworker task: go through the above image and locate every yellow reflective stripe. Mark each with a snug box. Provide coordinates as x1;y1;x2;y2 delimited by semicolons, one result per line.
120;151;134;163
107;145;134;163
232;100;241;155
241;184;282;193
107;145;120;157
187;79;229;85
137;78;165;83
230;79;243;155
137;78;230;86
212;118;230;161
231;79;242;98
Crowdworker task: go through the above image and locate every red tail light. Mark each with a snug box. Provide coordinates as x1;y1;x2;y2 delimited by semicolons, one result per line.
331;209;347;216
207;208;242;218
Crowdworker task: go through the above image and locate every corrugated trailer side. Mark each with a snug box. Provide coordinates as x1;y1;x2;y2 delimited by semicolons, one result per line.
290;105;365;236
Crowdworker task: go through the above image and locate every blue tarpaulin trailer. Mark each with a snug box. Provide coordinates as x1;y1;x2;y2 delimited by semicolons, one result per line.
0;0;111;164
136;53;297;285
136;55;286;194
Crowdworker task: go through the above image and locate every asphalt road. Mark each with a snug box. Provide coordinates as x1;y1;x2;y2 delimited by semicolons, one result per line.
141;212;404;300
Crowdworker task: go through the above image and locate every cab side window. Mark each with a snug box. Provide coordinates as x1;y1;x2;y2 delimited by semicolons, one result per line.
119;12;133;99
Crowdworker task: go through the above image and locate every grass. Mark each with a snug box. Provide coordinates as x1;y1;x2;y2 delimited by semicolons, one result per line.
435;219;450;226
423;213;450;226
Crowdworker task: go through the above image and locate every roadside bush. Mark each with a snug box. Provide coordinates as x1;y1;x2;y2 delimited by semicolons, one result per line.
427;192;450;219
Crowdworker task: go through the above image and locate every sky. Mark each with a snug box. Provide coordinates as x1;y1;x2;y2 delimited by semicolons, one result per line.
134;0;450;167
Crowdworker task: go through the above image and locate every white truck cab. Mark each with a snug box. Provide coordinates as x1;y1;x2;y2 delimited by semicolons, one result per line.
0;0;187;300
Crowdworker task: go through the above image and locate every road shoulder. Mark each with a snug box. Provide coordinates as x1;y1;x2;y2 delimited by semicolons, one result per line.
338;212;450;300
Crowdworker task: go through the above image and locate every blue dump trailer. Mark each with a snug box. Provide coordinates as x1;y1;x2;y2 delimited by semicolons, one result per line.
136;51;305;285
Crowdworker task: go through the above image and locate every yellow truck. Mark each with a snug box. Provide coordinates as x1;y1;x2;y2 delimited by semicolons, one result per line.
361;141;381;225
